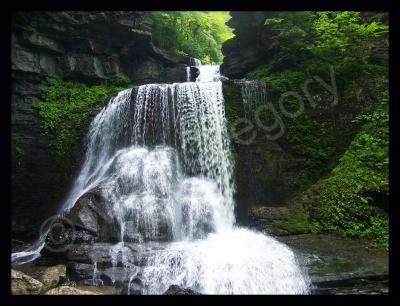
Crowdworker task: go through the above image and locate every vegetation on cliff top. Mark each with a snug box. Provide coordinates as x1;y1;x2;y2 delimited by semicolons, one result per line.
147;11;234;64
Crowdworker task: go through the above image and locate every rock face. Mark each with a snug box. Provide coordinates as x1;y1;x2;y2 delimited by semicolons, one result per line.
12;12;188;95
221;12;269;78
12;264;67;291
223;80;300;220
11;269;44;295
11;11;190;243
222;70;381;224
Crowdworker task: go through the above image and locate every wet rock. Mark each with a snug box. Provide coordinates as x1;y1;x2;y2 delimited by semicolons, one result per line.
165;64;189;83
39;265;67;289
45;286;101;295
99;267;133;286
44;243;116;264
189;67;200;81
67;191;119;242
41;192;120;255
67;262;95;281
164;285;201;295
276;234;389;294
11;269;44;295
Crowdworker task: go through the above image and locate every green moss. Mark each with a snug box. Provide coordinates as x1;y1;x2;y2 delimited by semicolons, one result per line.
223;82;246;143
246;68;305;94
34;76;126;162
108;74;132;87
254;206;321;235
246;64;272;80
271;207;321;235
300;101;389;249
244;66;340;193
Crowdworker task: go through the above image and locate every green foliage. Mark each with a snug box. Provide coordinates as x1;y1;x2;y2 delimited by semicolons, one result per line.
108;74;132;87
253;11;388;83
301;102;388;249
34;77;125;159
147;11;234;64
264;18;284;26
271;207;321;235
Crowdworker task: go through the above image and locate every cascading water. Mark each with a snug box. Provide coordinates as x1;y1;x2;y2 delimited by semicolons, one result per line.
12;63;310;294
241;79;268;118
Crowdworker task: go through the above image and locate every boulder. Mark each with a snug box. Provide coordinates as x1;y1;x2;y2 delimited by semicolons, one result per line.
41;192;120;255
45;286;101;295
67;262;95;281
12;264;67;290
189;67;200;82
39;265;67;289
165;64;189;83
163;285;201;295
247;206;318;236
11;269;44;295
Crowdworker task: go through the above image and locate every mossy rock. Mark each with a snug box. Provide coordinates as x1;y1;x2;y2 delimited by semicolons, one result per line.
248;206;321;236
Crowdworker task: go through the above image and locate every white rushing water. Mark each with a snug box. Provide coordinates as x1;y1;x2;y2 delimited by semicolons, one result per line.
12;60;309;294
241;79;268;118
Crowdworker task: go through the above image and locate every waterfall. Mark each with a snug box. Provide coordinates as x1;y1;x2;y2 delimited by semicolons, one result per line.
12;65;310;294
241;79;268;118
188;57;202;67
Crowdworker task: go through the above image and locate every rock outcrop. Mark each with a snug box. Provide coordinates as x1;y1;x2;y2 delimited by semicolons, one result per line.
221;12;269;78
12;264;67;291
11;269;44;295
164;285;201;295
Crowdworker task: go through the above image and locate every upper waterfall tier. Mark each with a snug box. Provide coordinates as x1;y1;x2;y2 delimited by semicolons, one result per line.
60;79;235;240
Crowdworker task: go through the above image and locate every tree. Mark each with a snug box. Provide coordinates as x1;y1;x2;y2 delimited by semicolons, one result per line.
146;11;234;64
